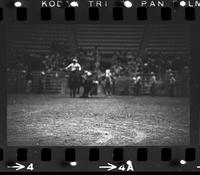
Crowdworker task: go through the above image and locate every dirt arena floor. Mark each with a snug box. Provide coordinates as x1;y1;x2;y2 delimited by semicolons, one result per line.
7;94;190;146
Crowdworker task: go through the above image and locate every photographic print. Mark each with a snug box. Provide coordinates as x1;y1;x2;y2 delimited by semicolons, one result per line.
6;24;190;146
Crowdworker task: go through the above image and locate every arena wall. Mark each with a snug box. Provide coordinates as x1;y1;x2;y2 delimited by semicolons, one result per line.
7;71;190;97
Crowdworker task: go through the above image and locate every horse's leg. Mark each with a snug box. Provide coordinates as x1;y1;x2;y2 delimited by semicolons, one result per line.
81;82;87;98
89;87;92;96
86;84;90;98
86;86;89;98
77;87;80;94
104;85;107;96
73;88;76;98
150;85;153;96
153;84;156;96
107;83;111;96
108;80;112;95
112;81;115;95
70;89;72;98
90;84;93;96
108;79;112;96
105;84;108;96
107;85;110;95
103;85;106;95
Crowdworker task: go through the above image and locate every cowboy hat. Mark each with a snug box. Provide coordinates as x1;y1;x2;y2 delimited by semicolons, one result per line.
87;71;92;76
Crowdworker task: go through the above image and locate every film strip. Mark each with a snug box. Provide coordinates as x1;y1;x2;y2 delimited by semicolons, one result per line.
0;147;199;171
0;1;199;21
0;0;200;173
0;7;197;21
0;4;198;21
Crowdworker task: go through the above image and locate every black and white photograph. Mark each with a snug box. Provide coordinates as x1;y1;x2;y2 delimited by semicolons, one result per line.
7;24;190;146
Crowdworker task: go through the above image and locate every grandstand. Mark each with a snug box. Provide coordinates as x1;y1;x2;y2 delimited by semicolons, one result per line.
76;24;190;54
6;24;190;95
7;23;190;60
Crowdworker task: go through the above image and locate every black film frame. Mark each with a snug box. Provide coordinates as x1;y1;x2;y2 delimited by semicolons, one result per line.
0;0;200;172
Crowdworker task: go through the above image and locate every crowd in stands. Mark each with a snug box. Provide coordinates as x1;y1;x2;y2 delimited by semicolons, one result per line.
7;48;190;77
110;51;190;77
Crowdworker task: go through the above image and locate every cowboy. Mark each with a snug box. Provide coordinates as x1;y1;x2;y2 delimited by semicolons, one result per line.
65;57;81;97
25;71;33;93
150;72;156;96
169;73;176;97
75;65;82;95
65;57;81;72
131;76;137;95
81;70;92;98
135;74;142;96
105;69;113;85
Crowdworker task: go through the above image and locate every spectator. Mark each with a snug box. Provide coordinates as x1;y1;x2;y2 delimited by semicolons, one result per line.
169;73;176;97
150;72;156;96
135;75;142;96
25;71;33;93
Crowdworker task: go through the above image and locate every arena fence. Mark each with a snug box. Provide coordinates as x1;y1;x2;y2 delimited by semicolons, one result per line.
114;72;190;97
7;70;190;97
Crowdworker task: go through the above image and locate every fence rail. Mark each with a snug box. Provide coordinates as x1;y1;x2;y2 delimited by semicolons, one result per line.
7;70;190;97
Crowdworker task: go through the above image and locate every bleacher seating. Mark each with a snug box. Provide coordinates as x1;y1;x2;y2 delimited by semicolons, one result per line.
75;24;190;55
7;24;76;55
7;24;190;96
146;24;190;55
75;24;145;55
7;24;190;57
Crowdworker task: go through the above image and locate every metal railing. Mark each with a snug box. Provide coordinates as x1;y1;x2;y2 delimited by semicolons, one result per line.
7;70;190;97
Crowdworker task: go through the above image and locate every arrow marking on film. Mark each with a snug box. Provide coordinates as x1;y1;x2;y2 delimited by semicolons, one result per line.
99;163;117;171
7;163;25;171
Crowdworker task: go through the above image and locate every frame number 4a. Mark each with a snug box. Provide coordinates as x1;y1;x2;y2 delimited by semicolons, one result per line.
118;160;134;172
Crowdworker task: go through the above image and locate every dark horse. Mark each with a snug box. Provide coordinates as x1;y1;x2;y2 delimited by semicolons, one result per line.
68;70;82;97
99;75;114;96
81;72;98;98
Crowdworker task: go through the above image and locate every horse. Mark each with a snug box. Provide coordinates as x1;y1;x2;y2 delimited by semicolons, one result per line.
153;79;166;95
81;71;98;98
99;75;114;96
68;70;82;98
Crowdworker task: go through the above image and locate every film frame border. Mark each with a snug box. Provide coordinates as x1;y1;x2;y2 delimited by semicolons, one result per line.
0;0;199;22
0;0;200;172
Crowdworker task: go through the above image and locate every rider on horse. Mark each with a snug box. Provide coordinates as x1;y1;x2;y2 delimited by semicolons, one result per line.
150;72;156;96
169;73;176;97
65;57;82;97
102;69;113;96
105;69;113;86
81;70;93;98
135;74;142;96
65;57;81;72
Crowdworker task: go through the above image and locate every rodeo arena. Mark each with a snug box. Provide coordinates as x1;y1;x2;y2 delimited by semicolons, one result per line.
7;24;190;146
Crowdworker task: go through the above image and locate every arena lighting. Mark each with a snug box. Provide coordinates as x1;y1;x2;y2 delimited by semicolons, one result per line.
14;1;22;7
123;0;133;8
70;1;79;7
